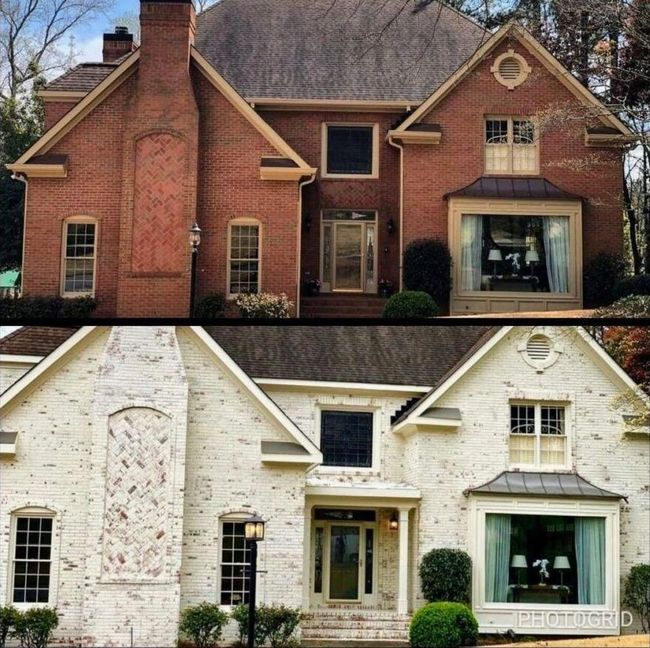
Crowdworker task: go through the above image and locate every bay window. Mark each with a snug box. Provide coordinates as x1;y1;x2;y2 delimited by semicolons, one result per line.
509;403;567;468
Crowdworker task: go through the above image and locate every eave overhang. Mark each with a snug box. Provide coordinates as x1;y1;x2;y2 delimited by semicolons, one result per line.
37;90;86;102
584;128;638;147
387;124;442;145
0;431;18;455
260;440;318;465
7;154;68;178
259;157;317;181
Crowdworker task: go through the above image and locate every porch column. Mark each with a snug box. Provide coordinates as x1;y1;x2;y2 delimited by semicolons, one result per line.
302;504;312;610
397;506;411;615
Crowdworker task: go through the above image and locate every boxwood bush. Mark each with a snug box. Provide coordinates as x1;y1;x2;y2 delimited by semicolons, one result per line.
179;603;229;648
409;602;478;648
403;239;452;312
12;607;59;648
593;295;650;318
0;295;97;320
420;548;472;604
193;293;226;319
231;604;301;647
622;563;650;633
382;291;439;318
614;274;650;300
583;252;626;307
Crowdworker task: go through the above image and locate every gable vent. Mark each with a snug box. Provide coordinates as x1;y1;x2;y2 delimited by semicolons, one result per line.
499;57;522;80
526;335;551;362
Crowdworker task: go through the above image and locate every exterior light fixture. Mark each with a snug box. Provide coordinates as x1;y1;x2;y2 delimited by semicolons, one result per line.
389;512;399;531
189;222;202;250
387;218;396;235
245;514;266;648
188;222;202;317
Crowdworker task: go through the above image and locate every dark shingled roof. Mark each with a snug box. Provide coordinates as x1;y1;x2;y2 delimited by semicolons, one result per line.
2;326;494;387
46;0;488;101
445;176;583;201
464;471;626;499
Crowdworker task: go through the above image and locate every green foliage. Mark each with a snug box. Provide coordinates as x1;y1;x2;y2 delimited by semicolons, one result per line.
409;602;478;648
382;291;439;318
12;607;58;648
0;606;19;648
623;563;650;633
0;295;97;320
179;603;229;648
583;252;627;308
615;274;650;299
194;292;226;319
403;239;452;311
230;604;301;648
593;295;650;318
419;548;472;604
235;292;293;318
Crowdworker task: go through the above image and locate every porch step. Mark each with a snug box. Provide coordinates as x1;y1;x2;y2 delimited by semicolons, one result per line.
301;611;410;643
300;295;388;319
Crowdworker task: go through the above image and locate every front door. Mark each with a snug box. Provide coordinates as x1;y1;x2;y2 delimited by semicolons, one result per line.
334;225;363;291
329;524;361;600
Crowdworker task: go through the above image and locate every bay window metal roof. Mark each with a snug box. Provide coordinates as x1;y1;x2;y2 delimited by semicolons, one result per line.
464;471;626;500
445;176;583;201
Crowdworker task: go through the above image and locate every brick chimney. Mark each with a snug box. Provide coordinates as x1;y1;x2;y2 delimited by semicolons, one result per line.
102;26;136;63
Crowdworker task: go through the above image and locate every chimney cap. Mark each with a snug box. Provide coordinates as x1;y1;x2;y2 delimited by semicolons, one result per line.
115;25;129;34
103;26;134;42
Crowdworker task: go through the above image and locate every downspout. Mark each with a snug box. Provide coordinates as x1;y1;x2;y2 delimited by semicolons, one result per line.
296;172;317;317
387;135;404;291
11;172;28;297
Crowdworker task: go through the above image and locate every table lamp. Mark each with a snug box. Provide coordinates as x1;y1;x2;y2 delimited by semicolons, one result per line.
525;249;539;276
511;554;527;585
553;555;570;586
488;248;502;276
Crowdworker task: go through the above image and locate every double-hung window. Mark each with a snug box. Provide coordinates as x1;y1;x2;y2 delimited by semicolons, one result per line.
62;219;96;296
323;124;378;178
219;519;251;605
12;515;54;604
509;403;567;468
485;117;538;174
228;221;261;295
320;410;374;468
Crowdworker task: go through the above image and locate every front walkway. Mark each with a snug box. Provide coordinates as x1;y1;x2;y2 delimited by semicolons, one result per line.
496;635;649;647
455;309;595;318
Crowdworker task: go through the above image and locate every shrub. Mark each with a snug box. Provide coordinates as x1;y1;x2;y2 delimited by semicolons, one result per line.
409;602;478;648
12;607;58;648
583;252;626;307
420;548;472;604
236;292;293;318
0;295;97;320
623;563;650;633
258;605;302;648
230;604;269;647
0;607;19;648
193;293;226;319
403;239;452;311
614;274;650;300
593;295;650;318
179;603;229;648
382;291;438;318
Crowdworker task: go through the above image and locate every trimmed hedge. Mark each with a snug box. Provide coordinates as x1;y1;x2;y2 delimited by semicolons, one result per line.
179;603;229;648
403;239;452;311
583;252;626;308
593;295;650;318
420;548;472;604
0;295;97;320
622;563;650;633
409;602;478;648
614;274;650;300
382;291;439;318
193;293;226;319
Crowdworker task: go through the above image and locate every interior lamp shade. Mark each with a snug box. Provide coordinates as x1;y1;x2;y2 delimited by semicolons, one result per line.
511;554;528;569
525;250;540;263
553;555;571;570
488;248;503;262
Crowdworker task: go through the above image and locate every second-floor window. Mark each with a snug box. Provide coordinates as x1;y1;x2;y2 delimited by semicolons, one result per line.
323;124;378;178
485;117;538;174
320;410;374;468
509;403;567;468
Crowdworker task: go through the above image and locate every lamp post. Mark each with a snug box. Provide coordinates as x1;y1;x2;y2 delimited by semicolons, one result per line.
245;515;266;648
189;222;202;317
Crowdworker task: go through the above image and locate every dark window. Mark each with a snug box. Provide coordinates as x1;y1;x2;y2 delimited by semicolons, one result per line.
365;528;374;594
326;126;374;175
13;517;53;604
220;521;251;605
320;411;373;467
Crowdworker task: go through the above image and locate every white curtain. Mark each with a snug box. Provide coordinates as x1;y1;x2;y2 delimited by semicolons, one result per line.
461;215;483;291
575;517;606;605
543;217;570;293
485;514;511;603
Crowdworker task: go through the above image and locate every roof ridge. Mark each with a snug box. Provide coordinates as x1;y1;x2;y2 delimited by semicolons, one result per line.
0;326;26;347
431;0;490;35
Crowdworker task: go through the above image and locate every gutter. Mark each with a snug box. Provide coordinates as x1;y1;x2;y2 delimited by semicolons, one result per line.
296;172;317;317
11;172;28;297
387;135;404;291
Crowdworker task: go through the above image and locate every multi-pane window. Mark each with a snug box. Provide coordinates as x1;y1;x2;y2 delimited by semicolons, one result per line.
325;125;376;176
220;520;251;605
62;221;96;295
509;403;567;467
320;411;374;468
485;117;538;174
229;224;260;295
12;516;53;603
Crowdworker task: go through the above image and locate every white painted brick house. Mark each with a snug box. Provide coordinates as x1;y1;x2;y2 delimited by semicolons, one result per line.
0;325;648;646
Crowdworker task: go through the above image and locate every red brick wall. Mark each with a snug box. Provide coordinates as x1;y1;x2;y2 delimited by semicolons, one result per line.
43;101;78;130
402;37;624;272
263;111;402;291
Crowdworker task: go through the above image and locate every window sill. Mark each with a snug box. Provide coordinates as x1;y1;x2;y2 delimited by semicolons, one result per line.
321;173;379;180
61;291;95;298
508;464;572;472
316;466;380;476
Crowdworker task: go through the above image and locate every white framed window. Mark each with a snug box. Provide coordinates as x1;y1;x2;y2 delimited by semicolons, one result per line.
485;117;538;174
219;517;251;606
10;512;55;605
509;402;568;468
61;218;97;296
321;123;379;179
227;219;261;296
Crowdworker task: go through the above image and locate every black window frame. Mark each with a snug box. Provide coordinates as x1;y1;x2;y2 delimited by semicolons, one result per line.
325;125;375;176
320;410;374;468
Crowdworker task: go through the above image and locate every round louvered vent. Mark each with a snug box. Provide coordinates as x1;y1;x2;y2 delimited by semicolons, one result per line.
526;335;551;362
491;49;531;89
499;57;522;81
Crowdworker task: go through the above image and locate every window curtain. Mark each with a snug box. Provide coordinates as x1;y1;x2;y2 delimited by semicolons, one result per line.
461;215;483;291
485;513;511;603
543;217;570;293
575;517;606;605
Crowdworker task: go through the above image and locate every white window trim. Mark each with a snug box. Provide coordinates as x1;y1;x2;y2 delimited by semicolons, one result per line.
7;507;58;610
321;122;379;179
315;404;381;474
217;513;255;610
226;218;263;299
467;495;620;635
60;216;98;298
508;400;572;471
485;115;539;175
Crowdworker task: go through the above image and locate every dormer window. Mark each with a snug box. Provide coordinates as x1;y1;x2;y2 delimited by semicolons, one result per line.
485;117;538;174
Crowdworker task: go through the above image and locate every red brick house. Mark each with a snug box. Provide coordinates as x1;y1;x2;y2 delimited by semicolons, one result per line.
8;0;634;317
